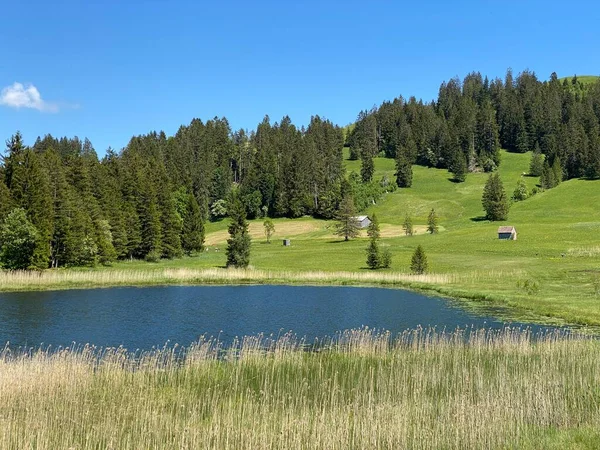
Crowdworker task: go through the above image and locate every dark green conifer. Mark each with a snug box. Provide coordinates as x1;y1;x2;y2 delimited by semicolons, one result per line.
410;245;428;274
226;197;251;268
482;173;509;221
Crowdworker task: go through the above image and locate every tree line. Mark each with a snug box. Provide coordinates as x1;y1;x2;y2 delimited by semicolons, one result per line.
348;71;600;185
0;115;345;269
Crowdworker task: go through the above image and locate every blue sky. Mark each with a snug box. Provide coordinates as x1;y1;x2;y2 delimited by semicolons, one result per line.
1;0;599;154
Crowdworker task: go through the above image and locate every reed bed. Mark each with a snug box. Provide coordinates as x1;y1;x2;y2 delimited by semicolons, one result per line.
0;267;457;292
1;327;599;449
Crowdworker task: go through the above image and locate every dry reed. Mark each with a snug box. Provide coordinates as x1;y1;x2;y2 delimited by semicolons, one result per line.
1;327;598;449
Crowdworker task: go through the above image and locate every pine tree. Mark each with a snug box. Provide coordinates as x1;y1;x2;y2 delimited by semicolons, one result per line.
427;209;439;234
0;208;39;270
334;195;360;241
410;245;428;274
181;194;205;255
226;197;251;268
403;214;414;236
482;173;509;221
529;144;544;176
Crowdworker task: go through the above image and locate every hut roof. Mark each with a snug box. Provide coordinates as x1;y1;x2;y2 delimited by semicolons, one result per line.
497;226;516;233
355;215;369;221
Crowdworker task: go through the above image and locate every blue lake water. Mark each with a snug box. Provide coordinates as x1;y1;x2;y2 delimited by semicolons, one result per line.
0;285;560;351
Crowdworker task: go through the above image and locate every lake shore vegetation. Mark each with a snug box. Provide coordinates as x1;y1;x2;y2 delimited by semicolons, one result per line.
1;327;598;449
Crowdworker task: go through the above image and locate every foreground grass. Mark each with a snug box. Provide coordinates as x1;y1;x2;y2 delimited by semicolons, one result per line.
1;328;599;449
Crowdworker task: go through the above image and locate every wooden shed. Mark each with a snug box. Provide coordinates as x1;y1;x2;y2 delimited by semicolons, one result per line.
282;239;291;246
497;226;517;240
354;215;371;229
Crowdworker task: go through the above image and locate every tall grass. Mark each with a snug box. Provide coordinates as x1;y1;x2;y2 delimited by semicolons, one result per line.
1;328;599;449
0;267;457;291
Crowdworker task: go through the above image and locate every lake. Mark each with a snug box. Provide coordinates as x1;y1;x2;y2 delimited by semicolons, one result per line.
0;285;560;351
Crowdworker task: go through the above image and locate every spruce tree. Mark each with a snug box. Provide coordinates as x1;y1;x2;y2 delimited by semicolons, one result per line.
427;209;439;234
366;238;380;269
403;214;414;236
334;195;360;241
367;213;380;239
226;197;251;268
552;156;563;185
360;149;374;183
450;152;467;182
410;245;428;274
0;178;12;221
540;160;556;189
482;173;509;221
529;144;544;176
395;152;413;188
182;194;205;255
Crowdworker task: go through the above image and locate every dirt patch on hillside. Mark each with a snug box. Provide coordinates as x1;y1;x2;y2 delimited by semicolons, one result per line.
205;221;323;246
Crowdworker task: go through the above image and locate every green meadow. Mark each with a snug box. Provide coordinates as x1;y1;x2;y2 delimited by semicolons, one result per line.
6;150;600;328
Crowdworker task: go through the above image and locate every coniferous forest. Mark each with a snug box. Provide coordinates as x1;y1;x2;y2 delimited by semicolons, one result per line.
1;70;600;269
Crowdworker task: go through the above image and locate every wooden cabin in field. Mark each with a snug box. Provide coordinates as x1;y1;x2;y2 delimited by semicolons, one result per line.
354;215;372;229
282;239;291;246
498;226;517;240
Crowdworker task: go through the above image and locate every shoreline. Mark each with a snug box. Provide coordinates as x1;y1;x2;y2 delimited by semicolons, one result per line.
1;267;597;332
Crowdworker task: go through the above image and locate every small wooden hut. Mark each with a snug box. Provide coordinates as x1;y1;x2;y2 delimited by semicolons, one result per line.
497;226;517;240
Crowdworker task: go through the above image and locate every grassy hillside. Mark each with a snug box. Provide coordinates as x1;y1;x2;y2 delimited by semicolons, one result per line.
16;150;600;328
559;75;599;85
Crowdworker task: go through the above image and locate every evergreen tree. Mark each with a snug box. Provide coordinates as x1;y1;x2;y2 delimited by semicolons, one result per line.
551;156;563;185
226;197;251;268
0;208;39;270
395;152;413;187
366;213;380;239
482;173;509;220
263;218;275;243
410;245;428;274
427;209;439;234
529;144;544;176
0;178;12;221
403;214;414;236
366;238;380;269
334;195;360;241
540;160;556;190
449;152;467;182
181;193;205;255
7;149;54;269
360;149;374;183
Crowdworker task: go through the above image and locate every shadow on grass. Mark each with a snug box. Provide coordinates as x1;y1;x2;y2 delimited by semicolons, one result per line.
447;177;465;184
327;239;353;244
470;216;488;222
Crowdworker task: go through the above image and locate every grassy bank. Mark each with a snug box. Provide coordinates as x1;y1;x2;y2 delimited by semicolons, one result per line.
1;328;599;449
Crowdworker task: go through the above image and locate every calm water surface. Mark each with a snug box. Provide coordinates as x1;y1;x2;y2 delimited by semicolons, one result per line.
0;285;559;350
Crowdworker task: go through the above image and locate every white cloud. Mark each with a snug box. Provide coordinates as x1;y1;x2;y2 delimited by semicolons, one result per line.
0;82;60;113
